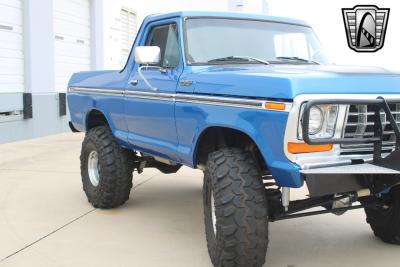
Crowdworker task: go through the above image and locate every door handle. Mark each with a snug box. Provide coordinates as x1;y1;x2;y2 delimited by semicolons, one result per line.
129;79;138;86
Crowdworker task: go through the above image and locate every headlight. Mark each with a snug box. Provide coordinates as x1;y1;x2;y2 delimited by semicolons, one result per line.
298;104;339;139
308;106;323;134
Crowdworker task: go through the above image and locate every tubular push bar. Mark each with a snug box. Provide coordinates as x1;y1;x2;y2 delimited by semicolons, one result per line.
302;97;400;162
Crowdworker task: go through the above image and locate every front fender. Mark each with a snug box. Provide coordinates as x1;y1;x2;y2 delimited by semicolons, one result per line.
175;102;302;188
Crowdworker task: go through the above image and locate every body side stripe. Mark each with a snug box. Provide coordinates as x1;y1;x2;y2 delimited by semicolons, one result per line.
68;87;291;111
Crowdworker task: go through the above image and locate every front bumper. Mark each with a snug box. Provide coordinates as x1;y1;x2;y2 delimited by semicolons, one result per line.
300;97;400;197
302;162;400;197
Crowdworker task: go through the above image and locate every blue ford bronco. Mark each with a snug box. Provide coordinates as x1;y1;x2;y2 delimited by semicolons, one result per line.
67;11;400;267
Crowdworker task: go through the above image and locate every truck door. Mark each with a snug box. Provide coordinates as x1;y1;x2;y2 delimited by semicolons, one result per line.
125;19;183;161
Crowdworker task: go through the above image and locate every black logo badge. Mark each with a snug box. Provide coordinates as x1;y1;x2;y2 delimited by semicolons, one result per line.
342;5;390;52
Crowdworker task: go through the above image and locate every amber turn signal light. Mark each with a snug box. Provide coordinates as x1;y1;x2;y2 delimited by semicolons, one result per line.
264;102;286;111
288;142;333;154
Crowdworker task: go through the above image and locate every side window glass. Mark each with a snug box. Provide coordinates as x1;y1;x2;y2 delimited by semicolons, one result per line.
145;24;180;68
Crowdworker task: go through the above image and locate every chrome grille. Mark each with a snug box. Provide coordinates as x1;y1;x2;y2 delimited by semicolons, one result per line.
341;103;400;154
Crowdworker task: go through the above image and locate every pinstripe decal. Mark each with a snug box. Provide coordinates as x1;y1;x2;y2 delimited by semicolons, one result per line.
68;87;291;111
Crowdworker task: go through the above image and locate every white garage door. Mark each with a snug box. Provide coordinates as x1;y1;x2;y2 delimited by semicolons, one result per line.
107;8;138;70
120;8;138;66
54;0;91;92
0;0;24;93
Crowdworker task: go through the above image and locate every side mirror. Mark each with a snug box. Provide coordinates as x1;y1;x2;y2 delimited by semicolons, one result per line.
134;46;161;65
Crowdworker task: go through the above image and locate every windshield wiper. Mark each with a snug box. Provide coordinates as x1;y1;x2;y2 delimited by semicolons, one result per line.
207;56;270;65
276;56;320;65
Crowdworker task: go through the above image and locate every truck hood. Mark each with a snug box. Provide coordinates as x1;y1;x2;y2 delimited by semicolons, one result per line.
187;65;400;100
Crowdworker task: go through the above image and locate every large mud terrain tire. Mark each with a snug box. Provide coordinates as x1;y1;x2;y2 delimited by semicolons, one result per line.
364;186;400;244
203;148;269;267
80;126;133;208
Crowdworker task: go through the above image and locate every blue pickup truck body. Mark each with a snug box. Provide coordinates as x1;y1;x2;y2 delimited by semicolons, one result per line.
67;11;400;189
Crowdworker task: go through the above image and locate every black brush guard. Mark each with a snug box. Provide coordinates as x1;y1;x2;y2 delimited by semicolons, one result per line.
301;97;400;196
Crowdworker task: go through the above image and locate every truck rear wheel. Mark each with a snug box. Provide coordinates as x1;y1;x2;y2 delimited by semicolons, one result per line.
203;148;269;267
80;126;133;209
364;186;400;244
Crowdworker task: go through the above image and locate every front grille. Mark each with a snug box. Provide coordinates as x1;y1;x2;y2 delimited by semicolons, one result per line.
341;103;400;154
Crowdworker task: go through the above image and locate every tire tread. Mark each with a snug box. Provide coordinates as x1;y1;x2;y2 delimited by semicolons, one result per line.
80;126;133;209
365;186;400;244
204;148;268;267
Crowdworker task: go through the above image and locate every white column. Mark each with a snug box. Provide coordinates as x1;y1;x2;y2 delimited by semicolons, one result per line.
23;0;55;93
91;0;105;70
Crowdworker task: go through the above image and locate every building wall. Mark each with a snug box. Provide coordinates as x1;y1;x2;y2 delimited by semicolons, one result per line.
0;0;69;143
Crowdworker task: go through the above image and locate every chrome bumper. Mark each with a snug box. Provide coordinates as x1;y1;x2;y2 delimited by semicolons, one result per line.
301;163;400;175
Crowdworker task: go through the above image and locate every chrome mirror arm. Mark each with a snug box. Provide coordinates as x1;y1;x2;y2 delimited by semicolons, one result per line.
138;65;160;91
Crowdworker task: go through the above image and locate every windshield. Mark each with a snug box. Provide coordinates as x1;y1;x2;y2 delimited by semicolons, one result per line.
184;18;329;65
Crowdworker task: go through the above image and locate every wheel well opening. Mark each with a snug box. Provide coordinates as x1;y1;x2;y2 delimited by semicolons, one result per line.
195;127;267;171
86;110;110;131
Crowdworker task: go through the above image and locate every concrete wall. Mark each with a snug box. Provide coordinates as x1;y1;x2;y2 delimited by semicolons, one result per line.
0;94;69;142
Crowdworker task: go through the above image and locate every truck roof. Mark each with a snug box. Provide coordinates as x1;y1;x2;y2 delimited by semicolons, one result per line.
145;11;310;27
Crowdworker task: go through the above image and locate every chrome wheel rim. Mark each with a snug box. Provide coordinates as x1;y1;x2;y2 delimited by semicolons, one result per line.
211;192;217;235
88;150;100;187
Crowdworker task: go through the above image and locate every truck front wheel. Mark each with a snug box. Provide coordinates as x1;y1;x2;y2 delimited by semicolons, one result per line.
80;126;133;209
364;186;400;244
203;148;269;267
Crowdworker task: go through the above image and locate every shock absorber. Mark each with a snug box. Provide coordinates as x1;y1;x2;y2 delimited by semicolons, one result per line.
263;174;282;214
263;175;280;196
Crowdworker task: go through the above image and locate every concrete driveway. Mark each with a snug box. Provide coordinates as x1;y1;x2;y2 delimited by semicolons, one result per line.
0;133;399;267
